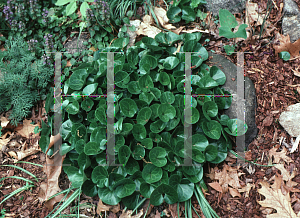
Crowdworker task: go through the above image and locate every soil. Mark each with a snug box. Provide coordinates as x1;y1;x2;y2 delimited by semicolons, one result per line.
1;0;300;217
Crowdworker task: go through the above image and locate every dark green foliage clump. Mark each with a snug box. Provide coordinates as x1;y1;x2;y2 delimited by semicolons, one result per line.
0;36;54;126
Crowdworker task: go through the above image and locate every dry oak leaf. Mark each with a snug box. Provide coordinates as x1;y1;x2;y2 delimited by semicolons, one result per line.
214;164;244;192
119;209;143;218
229;187;241;198
97;199;120;214
153;7;176;30
208;182;223;192
268;144;293;164
273;33;300;58
274;164;300;192
136;15;161;38
257;180;299;218
238;183;255;198
17;119;40;138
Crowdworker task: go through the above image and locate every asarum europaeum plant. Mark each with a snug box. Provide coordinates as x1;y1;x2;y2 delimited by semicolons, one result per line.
41;32;247;212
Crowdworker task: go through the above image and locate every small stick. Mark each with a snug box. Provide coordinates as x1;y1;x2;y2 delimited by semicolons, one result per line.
271;0;278;10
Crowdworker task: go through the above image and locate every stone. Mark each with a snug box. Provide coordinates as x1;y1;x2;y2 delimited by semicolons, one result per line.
63;33;89;55
279;103;300;137
282;0;300;43
204;0;245;16
207;52;258;149
119;20;142;49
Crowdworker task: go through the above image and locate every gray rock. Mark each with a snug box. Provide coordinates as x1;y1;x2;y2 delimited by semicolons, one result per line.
279;103;300;137
63;33;89;55
282;0;300;43
207;52;258;149
204;0;245;16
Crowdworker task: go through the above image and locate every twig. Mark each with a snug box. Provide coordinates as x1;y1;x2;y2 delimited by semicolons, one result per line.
271;0;278;10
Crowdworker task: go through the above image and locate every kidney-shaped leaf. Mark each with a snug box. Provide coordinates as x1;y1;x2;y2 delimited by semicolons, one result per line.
142;164;162;184
224;118;248;136
113;178;136;198
119;98;138;117
150;184;178;206
202;120;222;140
132;124;147;141
137;108;152;125
149;147;167;167
158;103;176;122
92;166;108;188
210;66;226;85
169;175;194;202
84;141;100;155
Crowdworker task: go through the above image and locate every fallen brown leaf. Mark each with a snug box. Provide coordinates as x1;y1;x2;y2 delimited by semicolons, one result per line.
38;153;66;210
119;209;144;218
257;178;298;218
153;7;176;30
208;182;223;193
229;187;241;198
16;119;40;138
96;199;120;215
136;15;161;38
238;183;255;198
273;33;300;58
268;144;293;164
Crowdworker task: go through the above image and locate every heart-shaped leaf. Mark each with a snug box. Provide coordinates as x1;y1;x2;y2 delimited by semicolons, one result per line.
149;147;167;167
119;98;138;117
142;164;163;183
150;184;178;206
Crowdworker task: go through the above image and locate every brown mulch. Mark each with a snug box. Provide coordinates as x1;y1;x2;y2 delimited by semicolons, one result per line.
1;0;300;217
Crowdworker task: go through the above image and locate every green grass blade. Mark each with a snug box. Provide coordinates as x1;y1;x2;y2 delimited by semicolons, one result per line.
16;161;43;167
130;197;147;215
48;187;76;201
0;165;38;182
191;204;201;218
0;183;34;205
49;188;81;218
145;0;160;27
0;176;34;184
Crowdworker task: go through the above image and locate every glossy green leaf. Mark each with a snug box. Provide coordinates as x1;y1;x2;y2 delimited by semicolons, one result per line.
139;92;154;105
205;145;218;162
141;138;153;149
181;6;196;22
140;182;156;198
150;184;178;206
202;120;222;140
119;98;138;118
169;175;194;202
150;120;167;134
65;100;79;115
210;66;226;85
167;6;181;23
160;91;175;104
158;103;176;122
139;74;154;92
142;164;162;184
65;166;85;188
132;124;147;141
159;72;170;86
84;141;100;155
224;118;248;136
113;178;136;198
137;108;152;125
98;187;121;205
119;145;131;165
81;98;94;112
127;81;141;94
149;147;167;167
